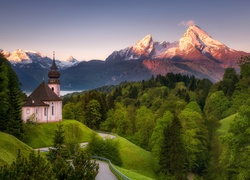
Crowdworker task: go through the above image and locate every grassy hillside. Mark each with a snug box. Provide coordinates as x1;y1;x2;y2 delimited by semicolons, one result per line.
24;119;95;148
115;166;155;180
115;136;157;179
0;131;33;166
217;113;237;136
1;119;156;178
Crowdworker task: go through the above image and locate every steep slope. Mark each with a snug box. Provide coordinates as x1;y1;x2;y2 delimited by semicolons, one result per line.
157;25;246;68
60;60;151;90
24;120;94;148
0;131;33;166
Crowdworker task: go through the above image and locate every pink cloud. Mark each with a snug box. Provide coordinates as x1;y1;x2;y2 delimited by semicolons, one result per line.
179;20;195;26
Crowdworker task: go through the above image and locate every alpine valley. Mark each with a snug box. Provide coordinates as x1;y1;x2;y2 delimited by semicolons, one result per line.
3;25;250;91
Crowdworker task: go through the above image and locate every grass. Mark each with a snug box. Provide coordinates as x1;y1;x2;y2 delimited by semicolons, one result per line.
115;166;155;180
24;119;95;148
114;136;157;179
1;120;157;179
0;131;33;166
217;113;237;136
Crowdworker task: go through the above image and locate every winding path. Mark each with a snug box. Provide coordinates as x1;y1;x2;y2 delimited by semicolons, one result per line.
95;161;117;180
35;132;118;179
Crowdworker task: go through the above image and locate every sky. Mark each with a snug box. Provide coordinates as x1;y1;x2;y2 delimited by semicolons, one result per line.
1;0;250;61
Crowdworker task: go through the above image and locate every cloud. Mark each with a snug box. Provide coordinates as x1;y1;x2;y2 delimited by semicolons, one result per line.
179;20;195;26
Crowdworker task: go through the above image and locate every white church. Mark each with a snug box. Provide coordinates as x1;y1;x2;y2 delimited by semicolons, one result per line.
22;53;62;123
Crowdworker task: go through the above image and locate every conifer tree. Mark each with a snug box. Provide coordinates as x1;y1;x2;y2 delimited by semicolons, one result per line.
67;151;99;179
0;53;23;140
0;62;9;132
47;124;68;161
0;150;56;180
159;116;187;179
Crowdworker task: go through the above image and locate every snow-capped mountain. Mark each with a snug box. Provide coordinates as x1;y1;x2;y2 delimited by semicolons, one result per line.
3;25;250;91
56;56;79;68
106;25;246;65
66;55;78;63
106;25;249;82
106;35;178;62
156;25;242;66
4;49;79;69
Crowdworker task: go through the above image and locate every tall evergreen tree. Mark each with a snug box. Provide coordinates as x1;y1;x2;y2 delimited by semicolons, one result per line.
0;62;9;132
0;53;23;140
159;116;187;179
47;124;68;161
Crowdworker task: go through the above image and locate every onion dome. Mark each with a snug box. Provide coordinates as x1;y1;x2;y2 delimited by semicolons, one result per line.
48;52;60;84
48;60;60;78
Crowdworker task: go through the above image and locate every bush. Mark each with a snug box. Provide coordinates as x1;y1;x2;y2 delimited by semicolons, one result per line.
87;133;122;166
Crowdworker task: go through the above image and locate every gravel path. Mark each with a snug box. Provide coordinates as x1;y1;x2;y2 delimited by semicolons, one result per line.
35;132;118;179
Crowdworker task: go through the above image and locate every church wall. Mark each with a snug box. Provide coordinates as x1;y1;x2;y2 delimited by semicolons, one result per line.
45;101;62;122
22;101;62;123
22;106;45;123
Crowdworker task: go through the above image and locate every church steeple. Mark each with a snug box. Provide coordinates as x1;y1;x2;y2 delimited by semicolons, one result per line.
48;51;61;96
48;51;60;80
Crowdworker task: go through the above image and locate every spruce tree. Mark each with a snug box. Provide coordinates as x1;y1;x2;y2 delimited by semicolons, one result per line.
67;151;99;179
0;53;23;140
0;61;9;132
47;124;68;161
0;150;56;180
159;116;187;179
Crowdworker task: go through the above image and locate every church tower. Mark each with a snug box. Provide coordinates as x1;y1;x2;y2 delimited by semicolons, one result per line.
48;52;61;96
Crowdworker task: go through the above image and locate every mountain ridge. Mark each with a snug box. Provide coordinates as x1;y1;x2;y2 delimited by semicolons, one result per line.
2;25;250;91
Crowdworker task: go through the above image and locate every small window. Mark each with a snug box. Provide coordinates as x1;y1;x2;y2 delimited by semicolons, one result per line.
44;107;47;116
26;109;30;114
52;103;54;116
32;100;35;103
52;87;54;92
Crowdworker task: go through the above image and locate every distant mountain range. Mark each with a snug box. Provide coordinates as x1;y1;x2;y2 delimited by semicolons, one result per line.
3;25;250;91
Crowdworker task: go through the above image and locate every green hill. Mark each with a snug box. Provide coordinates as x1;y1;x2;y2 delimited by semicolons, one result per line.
217;113;237;136
23;119;95;148
0;131;33;166
1;119;156;178
115;137;157;179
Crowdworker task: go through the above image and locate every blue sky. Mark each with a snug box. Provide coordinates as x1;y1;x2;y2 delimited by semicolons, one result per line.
1;0;250;60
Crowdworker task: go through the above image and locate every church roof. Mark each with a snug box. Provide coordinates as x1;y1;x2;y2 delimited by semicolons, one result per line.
23;81;61;107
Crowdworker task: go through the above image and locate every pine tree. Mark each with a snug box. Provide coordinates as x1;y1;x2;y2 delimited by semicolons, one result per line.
67;151;99;180
47;124;68;161
0;150;56;180
159;116;187;179
0;61;9;132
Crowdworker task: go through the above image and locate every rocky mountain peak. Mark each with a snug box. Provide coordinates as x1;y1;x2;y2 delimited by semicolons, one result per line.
179;25;226;52
66;55;78;63
7;49;31;63
134;34;153;49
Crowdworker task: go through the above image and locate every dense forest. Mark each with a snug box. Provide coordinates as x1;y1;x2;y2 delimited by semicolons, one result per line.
0;53;24;140
1;51;250;179
63;56;250;179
